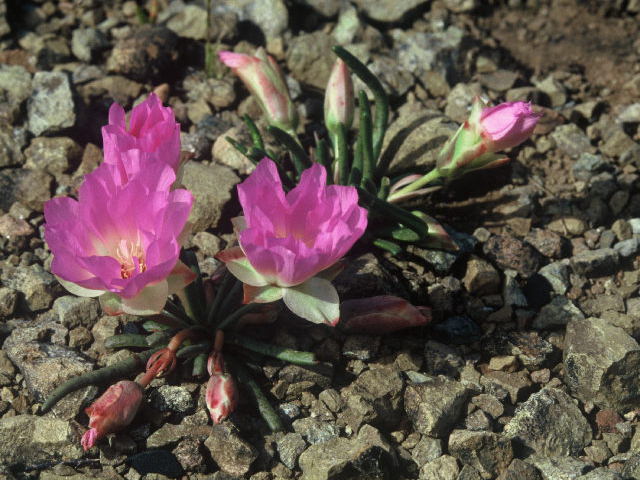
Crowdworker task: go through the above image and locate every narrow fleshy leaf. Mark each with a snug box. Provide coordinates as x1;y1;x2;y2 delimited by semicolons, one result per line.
282;277;339;326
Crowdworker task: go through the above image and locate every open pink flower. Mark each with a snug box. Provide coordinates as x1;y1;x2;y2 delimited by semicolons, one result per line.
44;162;195;315
81;380;144;451
217;158;367;325
102;92;182;180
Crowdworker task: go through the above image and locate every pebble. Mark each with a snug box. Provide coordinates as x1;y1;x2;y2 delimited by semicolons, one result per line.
27;71;75;136
570;248;620;277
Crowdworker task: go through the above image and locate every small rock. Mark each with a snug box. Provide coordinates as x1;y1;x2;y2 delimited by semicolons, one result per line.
0;287;18;318
572;152;607;182
524;228;569;259
481;370;534;405
182;162;240;232
292;417;339;445
27;71;75;136
24;136;82;175
106;25;180;82
448;430;513;478
53;296;100;329
404;376;469;438
570;248;620;277
0;168;53;212
504;387;592;457
564;317;640;411
342;334;380;360
125;450;184;478
526;455;590;480
1;264;62;312
496;458;542;480
0;213;35;252
462;256;501;296
0;65;32;123
483;234;545;277
479;69;519;92
537;261;570;296
352;0;428;22
286;31;335;90
419;455;460;480
412;436;443;468
615;238;640;258
551;123;592;158
204;423;259;477
149;385;195;414
532;296;584;329
71;27;108;62
276;432;306;469
0;126;27;168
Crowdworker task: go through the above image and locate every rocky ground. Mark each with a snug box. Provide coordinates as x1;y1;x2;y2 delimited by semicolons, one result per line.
1;0;640;479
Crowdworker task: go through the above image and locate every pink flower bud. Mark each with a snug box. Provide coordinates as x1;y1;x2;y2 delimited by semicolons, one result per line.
205;372;239;424
81;380;144;451
339;295;431;334
219;48;298;135
436;96;541;180
324;58;354;136
479;101;540;152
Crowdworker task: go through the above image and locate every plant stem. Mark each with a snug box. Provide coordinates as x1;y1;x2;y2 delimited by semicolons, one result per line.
386;168;443;203
40;346;164;413
225;332;317;366
217;303;265;331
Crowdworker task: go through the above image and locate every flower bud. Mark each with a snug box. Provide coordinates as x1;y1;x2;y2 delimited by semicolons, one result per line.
437;96;541;180
81;380;144;451
205;372;239;423
219;48;298;135
339;295;431;334
324;58;354;137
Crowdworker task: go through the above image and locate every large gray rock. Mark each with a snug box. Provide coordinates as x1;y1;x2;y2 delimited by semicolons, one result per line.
504;387;592;457
564;317;640;412
404;376;469;438
0;415;83;468
181;161;240;232
204;423;258;477
27;72;76;136
448;430;513;479
298;436;395;480
4;337;95;420
380;110;457;175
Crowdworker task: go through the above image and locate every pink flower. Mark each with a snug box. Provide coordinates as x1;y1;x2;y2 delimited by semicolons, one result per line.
44;162;196;315
436;96;541;180
217;158;367;325
324;58;354;136
205;351;239;423
102;92;182;180
81;380;144;451
219;48;298;135
480;101;540;152
339;296;431;334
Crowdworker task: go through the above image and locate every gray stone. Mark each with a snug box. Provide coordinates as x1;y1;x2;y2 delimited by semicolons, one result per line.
0;415;84;468
462;256;501;296
27;72;76;136
622;454;640;479
71;27;108;62
538;261;570;295
341;365;404;431
525;228;569;259
352;0;428;23
353;54;414;98
279;363;333;390
277;432;307;469
504;388;592;457
412;436;443;468
576;468;624;480
423;340;465;377
182;161;240;232
404;376;469;438
53;296;100;329
149;385;195;414
286;31;335;90
146;413;210;449
1;264;62;312
551;124;593;159
479;69;519;92
292;417;340;445
457;464;484;480
570;248;620;277
564;317;640;411
165;4;208;39
24;136;82;175
619;103;640;123
184;76;236;110
445;82;484;123
526;455;589;480
419;455;460;480
204;423;258;477
124;450;184;477
532;296;584;329
342;334;380;360
503;270;528;307
496;458;542;480
448;430;513;479
0;65;32;124
0;0;9;36
298;437;395;480
0;168;53;212
480;370;534;405
571;152;607;182
106;25;180;82
332;4;362;44
0;126;27;168
615;238;640;258
534;75;567;107
599;122;637;159
0;286;18;319
298;0;344;17
3;338;95;419
381;110;456;175
391;27;468;85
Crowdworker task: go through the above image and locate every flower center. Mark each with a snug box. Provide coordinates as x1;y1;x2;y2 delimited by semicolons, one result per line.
115;239;146;279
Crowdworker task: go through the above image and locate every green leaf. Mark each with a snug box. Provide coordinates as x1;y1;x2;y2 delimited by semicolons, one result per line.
282;277;340;326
